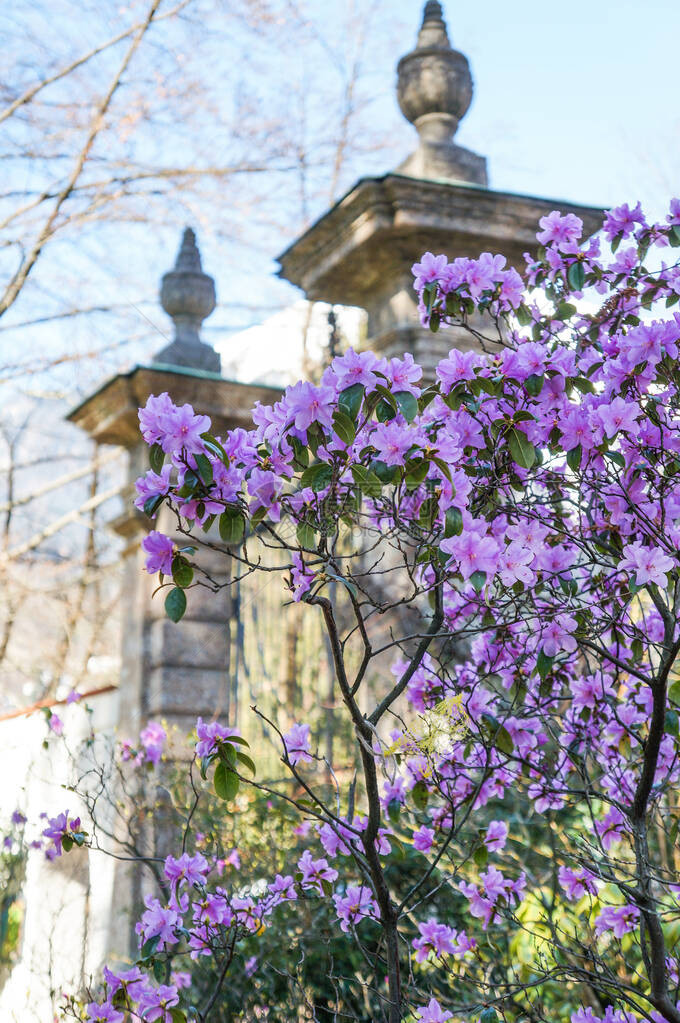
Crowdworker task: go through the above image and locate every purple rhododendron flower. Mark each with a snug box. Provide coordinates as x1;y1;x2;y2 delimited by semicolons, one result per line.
85;1002;125;1023
283;722;313;766
141;531;174;575
195;717;241;758
416;997;453;1022
140;720;166;765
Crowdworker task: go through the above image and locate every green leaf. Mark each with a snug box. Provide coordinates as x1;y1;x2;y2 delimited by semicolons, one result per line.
296;522;316;548
555;301;577;320
141;935;160;959
214;761;239;801
524;373;544;397
172;557;194;589
170;1009;187;1023
536;649;554;680
405;459;429;490
508;428;536;469
300;462;334;492
668;680;680;706
444;507;463;537
411;780;429;810
372;460;398;484
495;724;514;756
473;843;488;868
236;750;256;775
219;507;245;544
144;495;164;518
61;835;73;853
194;452;214;486
376;398;396;423
351;465;382;498
388;799;401;825
338;383;364;421
165;587;187;623
332;409;356;446
394;390;418;423
470;570;486;593
516;303;532;327
567;260;586;291
666;710;680;737
566;445;582;472
149;443;164;474
572;376;595;395
480;1010;498;1023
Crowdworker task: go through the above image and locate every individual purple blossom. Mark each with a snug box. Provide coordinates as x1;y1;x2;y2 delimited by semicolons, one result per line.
592;397;640;440
440;530;499;581
436;349;481;390
195;717;241;758
283;722;313;766
245;955;258;978
164;851;209;888
247;467;283;521
65;688;82;705
84;1003;124;1023
384;352;423;397
11;810;25;826
158;403;211;456
42;811;82;857
140;720;167;765
594;904;640;938
297;849;338;895
137;984;180;1023
48;711;64;735
540;613;578;657
372;420;414;466
415;997;453;1022
413;825;434;852
331;348;381;392
141;530;174;575
285;380;336;432
536;211;583;247
268;873;297;904
171;971;192;989
595;807;626;850
412;252;448;290
603;201;646;241
619;543;674;589
134;465;172;513
484;820;508;852
138;392;175;446
412;919;461;962
332;885;378;932
136;896;181;950
290;553;315;601
558;865;599;900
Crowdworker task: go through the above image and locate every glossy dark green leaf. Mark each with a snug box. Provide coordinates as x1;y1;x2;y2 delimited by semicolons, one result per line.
219;507;245;544
172;557;193;589
411;780;429;810
194;452;214;486
338;383;364;421
165;587;187;623
149;443;164;474
567;260;586;291
300;462;334;492
508;428;536;469
214;761;239;801
394;390;418;423
444;507;463;537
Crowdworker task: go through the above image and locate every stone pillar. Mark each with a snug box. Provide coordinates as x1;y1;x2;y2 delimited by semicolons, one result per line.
277;3;602;372
68;231;281;747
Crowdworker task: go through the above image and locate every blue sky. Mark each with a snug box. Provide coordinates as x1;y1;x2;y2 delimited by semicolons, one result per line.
370;0;680;214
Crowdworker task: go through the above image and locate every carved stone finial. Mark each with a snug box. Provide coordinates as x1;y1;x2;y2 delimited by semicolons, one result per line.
154;227;220;373
396;2;487;185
